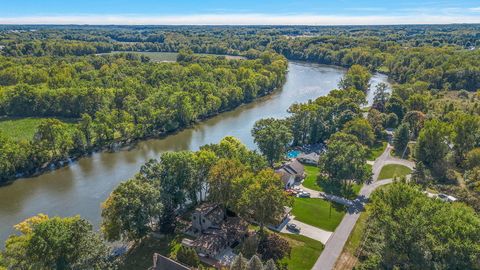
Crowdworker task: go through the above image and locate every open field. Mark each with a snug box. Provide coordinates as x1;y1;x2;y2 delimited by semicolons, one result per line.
292;197;346;232
281;233;324;270
378;164;412;180
0;117;77;141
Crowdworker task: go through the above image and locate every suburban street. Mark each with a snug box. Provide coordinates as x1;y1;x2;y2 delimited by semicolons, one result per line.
312;144;414;270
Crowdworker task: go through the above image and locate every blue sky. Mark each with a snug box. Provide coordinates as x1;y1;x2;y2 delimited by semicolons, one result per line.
1;0;479;24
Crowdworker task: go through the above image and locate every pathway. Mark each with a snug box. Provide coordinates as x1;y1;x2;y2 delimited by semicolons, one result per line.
312;144;414;270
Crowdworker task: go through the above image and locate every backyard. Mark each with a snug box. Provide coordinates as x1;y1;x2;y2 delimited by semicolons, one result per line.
292;197;346;232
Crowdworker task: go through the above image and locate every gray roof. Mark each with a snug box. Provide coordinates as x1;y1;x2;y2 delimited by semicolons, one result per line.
151;253;190;270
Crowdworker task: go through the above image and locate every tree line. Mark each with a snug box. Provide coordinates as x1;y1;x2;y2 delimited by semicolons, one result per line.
0;51;287;183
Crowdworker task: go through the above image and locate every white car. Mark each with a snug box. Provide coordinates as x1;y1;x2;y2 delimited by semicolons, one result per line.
438;193;457;202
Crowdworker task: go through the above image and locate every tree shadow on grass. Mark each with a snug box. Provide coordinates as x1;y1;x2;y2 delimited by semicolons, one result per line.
316;176;359;200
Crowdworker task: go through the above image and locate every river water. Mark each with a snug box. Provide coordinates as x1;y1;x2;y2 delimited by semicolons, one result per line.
0;62;389;244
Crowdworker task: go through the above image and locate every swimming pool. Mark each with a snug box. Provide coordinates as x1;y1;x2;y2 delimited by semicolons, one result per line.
287;150;301;158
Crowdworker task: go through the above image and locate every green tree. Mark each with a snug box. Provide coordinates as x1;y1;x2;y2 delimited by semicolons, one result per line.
415;119;450;171
252;118;293;165
393;123;410;157
101;178;162;241
451;113;480;164
239;169;293;231
208;159;248;211
359;182;480;269
342;118;375;146
339;65;372;93
176;246;200;267
4;214;111;270
247;255;264;270
320;132;371;186
372;82;390;112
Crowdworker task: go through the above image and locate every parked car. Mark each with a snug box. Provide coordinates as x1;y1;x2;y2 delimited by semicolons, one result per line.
438;193;457;202
298;192;311;198
286;223;301;233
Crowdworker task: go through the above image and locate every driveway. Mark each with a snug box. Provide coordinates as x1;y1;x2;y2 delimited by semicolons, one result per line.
280;218;333;244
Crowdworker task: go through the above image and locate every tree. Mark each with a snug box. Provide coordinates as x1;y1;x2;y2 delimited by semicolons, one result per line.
264;260;277;270
257;233;291;261
358;182;480;269
241;235;260;259
252;118;293;166
101;178;162;241
385;95;406;121
393;123;409;157
342;118;375;146
339;65;372;93
372;82;390;112
415;119;450;171
320;132;371;186
231;253;248;270
239;169;293;231
208;158;249;212
176;246;200;267
247;255;264;270
78;113;94;148
4;215;111;270
33;118;73;161
465;148;480;170
451;113;480;164
402;111;425;139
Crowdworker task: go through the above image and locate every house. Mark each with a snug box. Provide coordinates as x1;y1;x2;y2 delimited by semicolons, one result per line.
150;253;190;270
268;206;292;231
184;203;248;258
275;159;305;188
297;152;320;165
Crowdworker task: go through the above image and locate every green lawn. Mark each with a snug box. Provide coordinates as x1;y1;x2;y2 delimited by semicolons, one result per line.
366;141;387;161
302;165;362;199
292;197;346;231
343;211;368;254
280;234;324;270
378;164;412;180
0;117;77;141
302;165;321;191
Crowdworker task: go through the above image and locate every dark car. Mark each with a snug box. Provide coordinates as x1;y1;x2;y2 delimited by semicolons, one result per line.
286;223;301;233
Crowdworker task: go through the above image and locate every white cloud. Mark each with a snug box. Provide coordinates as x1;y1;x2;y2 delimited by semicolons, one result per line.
0;13;479;25
470;7;480;12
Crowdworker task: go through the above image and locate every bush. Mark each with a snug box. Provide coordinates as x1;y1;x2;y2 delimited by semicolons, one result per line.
258;233;291;261
176;246;200;267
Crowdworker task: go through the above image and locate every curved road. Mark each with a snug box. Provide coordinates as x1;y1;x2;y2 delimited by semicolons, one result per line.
312;144;414;270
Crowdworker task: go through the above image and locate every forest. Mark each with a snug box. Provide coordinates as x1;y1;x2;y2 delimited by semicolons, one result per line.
0;49;287;182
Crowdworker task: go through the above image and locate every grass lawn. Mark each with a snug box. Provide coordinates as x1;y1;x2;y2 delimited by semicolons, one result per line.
302;165;322;191
292;197;346;232
366;141;387;161
343;211;368;254
302;165;362;199
378;164;412;180
0;117;77;141
280;233;324;270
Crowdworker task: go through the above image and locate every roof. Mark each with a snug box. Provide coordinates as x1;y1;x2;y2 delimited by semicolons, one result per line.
275;169;294;185
151;253;190;270
297;152;320;162
195;203;224;224
190;217;247;253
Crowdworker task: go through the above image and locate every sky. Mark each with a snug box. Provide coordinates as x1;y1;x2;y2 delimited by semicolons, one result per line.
1;0;480;25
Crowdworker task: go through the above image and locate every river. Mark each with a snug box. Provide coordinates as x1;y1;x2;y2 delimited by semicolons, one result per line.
0;62;389;244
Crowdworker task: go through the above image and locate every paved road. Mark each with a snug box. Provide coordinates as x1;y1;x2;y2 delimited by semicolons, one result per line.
299;185;354;207
280;218;333;244
312;144;414;270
